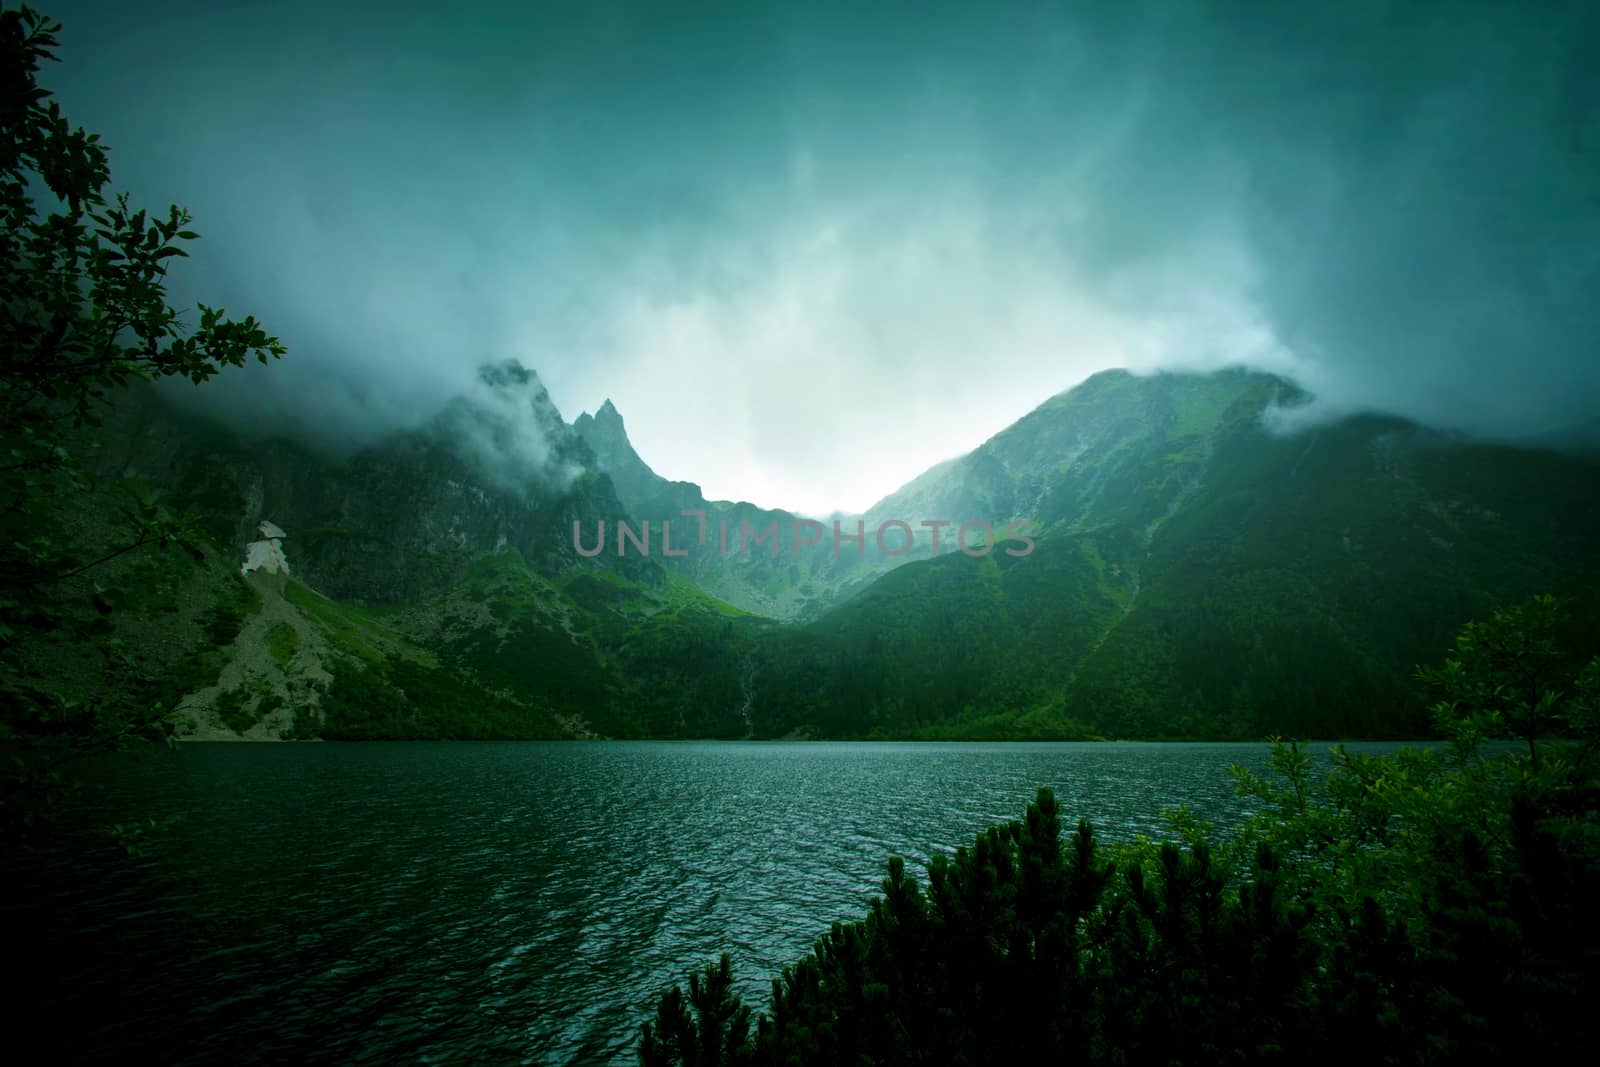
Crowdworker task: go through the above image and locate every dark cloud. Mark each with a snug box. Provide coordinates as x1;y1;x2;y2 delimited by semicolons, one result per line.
36;0;1600;512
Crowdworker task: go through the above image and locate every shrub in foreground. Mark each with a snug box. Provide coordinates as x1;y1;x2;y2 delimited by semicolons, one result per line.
641;738;1600;1066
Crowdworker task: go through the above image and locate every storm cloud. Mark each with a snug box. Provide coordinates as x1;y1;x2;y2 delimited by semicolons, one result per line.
37;0;1600;514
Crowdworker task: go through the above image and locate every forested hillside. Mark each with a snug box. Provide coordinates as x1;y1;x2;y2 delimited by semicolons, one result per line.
72;364;1600;744
735;374;1600;739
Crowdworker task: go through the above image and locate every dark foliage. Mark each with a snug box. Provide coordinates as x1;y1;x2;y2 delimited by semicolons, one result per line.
645;601;1600;1067
643;739;1600;1066
1;3;283;835
312;656;568;741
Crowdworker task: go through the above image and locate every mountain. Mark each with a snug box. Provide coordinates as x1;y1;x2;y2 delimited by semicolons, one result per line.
739;369;1600;739
571;399;683;516
65;363;767;741
573;398;913;619
570;369;1261;624
860;368;1281;536
110;361;645;603
39;361;1599;744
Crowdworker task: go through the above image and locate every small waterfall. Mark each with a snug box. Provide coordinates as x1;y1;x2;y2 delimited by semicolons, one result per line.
737;652;755;738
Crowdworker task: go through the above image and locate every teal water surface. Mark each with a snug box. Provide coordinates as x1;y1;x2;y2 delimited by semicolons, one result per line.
10;741;1412;1064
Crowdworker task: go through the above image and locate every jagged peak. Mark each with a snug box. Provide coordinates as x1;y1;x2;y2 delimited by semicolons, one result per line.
579;398;625;430
462;358;572;427
476;358;546;394
577;398;638;449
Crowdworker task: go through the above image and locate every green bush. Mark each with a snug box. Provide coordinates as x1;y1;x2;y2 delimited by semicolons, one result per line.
310;657;569;741
265;622;300;667
214;683;255;735
642;738;1600;1066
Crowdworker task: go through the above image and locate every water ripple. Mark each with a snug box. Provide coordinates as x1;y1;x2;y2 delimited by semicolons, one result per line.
6;740;1410;1064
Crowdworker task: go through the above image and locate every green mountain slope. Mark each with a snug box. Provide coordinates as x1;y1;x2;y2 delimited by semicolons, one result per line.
739;372;1600;739
95;373;772;739
1063;411;1600;738
77;364;1600;742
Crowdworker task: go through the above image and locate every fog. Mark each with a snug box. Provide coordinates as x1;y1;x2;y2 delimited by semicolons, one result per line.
38;0;1600;514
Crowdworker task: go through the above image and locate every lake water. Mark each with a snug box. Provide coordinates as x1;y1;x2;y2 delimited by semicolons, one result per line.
8;741;1414;1064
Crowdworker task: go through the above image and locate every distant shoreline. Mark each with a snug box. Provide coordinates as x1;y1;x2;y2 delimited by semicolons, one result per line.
169;735;1444;746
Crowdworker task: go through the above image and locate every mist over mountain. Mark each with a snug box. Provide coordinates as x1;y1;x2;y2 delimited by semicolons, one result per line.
11;7;1600;1063
55;359;1590;743
108;364;643;603
572;390;891;618
36;0;1600;516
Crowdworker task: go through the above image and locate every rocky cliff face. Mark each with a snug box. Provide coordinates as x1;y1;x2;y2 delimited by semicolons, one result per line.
573;397;897;618
571;400;681;515
107;361;660;606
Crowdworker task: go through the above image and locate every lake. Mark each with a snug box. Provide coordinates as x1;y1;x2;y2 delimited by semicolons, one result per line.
8;741;1414;1064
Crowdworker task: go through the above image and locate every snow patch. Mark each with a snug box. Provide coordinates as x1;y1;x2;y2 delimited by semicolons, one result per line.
242;520;291;576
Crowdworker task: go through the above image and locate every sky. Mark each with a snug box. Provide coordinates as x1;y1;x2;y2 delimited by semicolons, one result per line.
36;0;1600;515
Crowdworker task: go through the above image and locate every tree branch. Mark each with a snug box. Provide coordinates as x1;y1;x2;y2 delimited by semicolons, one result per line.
30;531;163;587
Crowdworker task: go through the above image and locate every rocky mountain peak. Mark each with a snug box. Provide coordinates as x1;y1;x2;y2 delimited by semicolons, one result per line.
573;399;664;512
477;358;543;391
575;398;626;441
